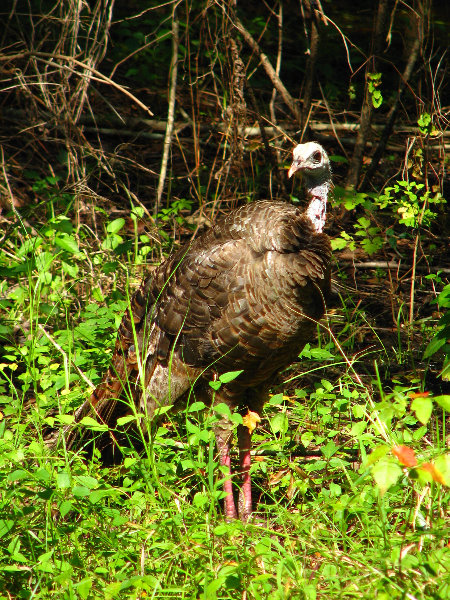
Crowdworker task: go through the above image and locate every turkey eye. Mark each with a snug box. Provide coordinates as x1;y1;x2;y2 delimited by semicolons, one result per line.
312;151;322;162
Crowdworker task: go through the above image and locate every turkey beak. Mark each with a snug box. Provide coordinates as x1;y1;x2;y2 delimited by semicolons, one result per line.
288;160;302;179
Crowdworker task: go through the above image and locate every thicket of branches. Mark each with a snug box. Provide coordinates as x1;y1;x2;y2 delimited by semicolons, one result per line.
0;0;447;219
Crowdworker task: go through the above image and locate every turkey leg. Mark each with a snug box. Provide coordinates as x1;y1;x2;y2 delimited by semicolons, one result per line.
215;430;238;520
238;424;252;521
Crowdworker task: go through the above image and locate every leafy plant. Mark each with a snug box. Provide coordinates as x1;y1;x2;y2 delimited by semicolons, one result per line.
376;180;445;228
367;72;383;108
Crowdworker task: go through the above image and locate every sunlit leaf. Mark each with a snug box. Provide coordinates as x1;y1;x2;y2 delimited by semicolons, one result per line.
219;370;244;384
392;445;417;467
411;396;433;424
371;459;403;495
242;410;261;434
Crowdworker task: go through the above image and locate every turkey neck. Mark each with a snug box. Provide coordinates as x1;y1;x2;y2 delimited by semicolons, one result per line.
303;166;331;234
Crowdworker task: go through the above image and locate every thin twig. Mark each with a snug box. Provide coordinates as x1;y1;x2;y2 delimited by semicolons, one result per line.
156;8;179;214
1;51;154;117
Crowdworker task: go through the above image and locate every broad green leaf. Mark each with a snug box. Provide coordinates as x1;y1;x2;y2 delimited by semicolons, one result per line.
350;421;366;437
231;412;243;426
0;520;14;540
7;536;20;556
424;331;447;358
106;218;125;234
7;469;28;482
89;489;115;504
75;475;98;489
364;445;389;467
219;370;243;384
270;412;288;434
55;234;80;254
79;416;109;431
188;401;206;412
371;459;403;495
116;414;138;426
153;406;172;417
59;501;73;518
34;468;51;483
75;578;93;599
57;414;75;425
411;396;433;424
213;403;232;419
193;492;209;508
72;485;90;498
434;395;450;412
267;393;284;405
301;431;314;448
321;440;338;460
56;471;71;489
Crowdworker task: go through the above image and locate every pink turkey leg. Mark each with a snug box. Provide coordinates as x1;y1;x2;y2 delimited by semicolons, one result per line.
217;435;238;520
238;424;252;521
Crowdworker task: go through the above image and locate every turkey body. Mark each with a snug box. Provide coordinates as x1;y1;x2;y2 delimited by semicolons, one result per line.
62;142;333;520
92;200;331;422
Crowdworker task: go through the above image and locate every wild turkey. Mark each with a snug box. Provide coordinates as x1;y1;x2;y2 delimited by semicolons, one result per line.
56;141;333;521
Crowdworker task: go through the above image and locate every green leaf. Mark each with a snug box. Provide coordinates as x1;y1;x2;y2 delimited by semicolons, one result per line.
219;370;244;384
75;578;93;599
0;520;14;539
434;395;450;412
213;403;232;419
411;396;433;424
371;459;403;495
7;536;21;556
321;440;338;460
72;485;90;498
424;331;447;358
270;412;288;434
55;234;80;254
364;445;389;467
56;471;71;489
350;421;366;437
75;475;98;489
301;431;314;448
34;468;51;483
107;218;125;234
57;414;75;425
188;401;207;412
89;489;114;504
116;414;138;426
59;501;73;517
7;469;28;482
79;416;109;431
267;393;284;405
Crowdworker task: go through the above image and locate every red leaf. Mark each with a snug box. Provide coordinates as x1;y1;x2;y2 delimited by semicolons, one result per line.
408;391;430;399
392;445;417;467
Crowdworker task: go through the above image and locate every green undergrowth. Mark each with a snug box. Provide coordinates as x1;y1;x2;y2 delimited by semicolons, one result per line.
0;193;449;599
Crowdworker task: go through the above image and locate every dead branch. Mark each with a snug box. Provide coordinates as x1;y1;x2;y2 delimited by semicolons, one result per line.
233;16;302;126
